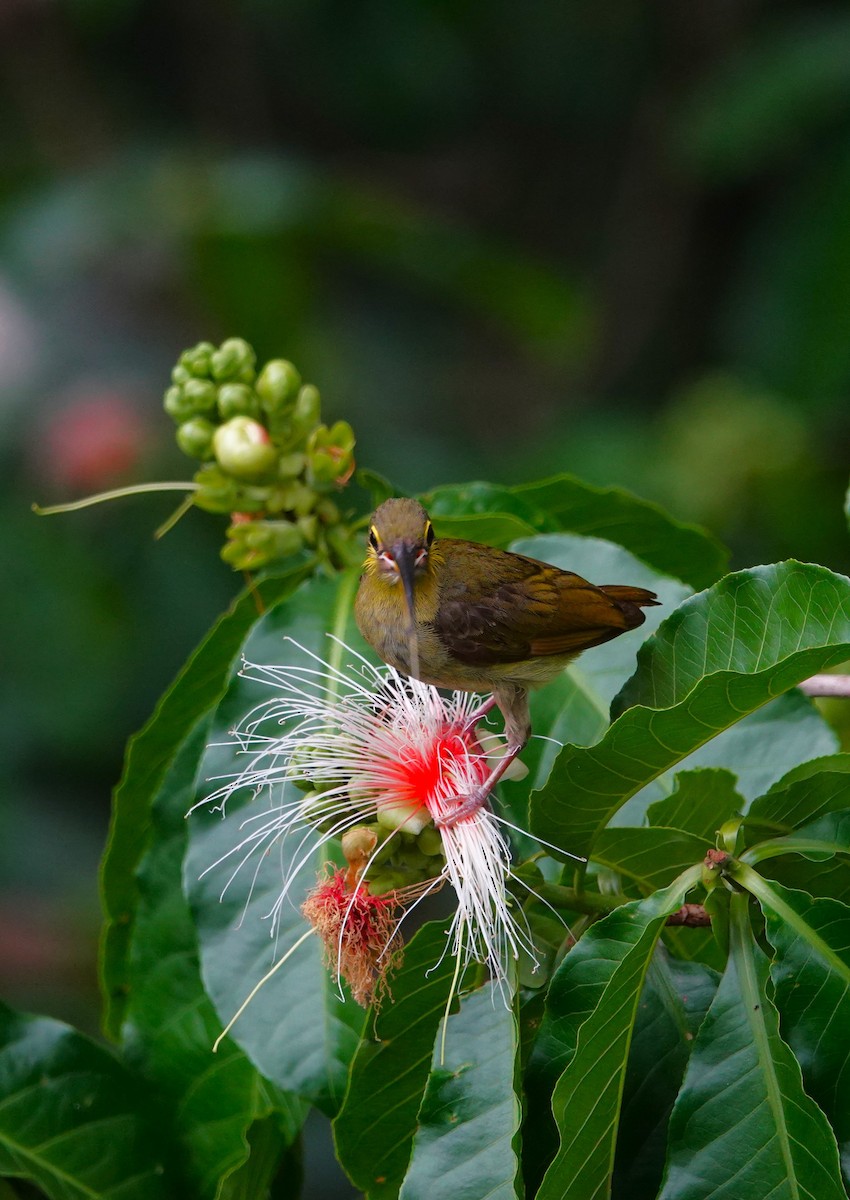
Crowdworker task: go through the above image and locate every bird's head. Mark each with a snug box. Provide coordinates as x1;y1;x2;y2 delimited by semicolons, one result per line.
365;499;436;678
365;497;435;595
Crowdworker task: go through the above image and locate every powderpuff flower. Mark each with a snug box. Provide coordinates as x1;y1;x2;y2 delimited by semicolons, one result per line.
194;638;567;1010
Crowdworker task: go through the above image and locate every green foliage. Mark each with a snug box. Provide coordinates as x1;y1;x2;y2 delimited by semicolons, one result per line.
6;460;850;1198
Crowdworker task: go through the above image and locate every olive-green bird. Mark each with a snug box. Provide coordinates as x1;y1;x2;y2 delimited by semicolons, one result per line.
354;497;658;826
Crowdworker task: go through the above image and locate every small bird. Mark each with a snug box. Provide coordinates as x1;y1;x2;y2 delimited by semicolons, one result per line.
354;497;658;826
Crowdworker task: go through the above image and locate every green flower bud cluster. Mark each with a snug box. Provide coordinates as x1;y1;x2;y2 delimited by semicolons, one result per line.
333;820;445;897
163;338;358;570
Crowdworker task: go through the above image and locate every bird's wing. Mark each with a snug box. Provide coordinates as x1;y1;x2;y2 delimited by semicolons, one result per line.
432;540;656;666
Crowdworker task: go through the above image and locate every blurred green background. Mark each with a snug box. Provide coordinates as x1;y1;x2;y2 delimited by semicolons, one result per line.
3;0;850;1037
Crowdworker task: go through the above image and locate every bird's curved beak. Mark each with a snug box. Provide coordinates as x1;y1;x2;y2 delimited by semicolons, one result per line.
393;540;421;680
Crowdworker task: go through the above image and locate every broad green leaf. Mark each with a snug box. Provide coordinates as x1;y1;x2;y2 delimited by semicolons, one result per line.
399;982;521;1200
123;719;304;1198
746;755;850;838
501;534;687;808
612;689;837;830
333;923;457;1200
101;567;307;1036
432;511;538;546
658;891;845;1200
423;476;727;589
763;855;850;907
532;563;850;859
422;481;541;545
591;827;712;893
0;1004;170;1199
536;869;702;1200
613;950;719;1200
184;572;371;1111
743;809;850;865
647;769;745;842
512;475;728;589
423;481;555;528
678;13;850;181
736;871;850;1179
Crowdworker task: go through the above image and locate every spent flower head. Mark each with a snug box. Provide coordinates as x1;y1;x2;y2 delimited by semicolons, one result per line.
192;638;562;1011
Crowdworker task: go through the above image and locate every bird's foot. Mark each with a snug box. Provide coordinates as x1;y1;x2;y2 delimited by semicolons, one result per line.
435;786;490;828
462;696;497;735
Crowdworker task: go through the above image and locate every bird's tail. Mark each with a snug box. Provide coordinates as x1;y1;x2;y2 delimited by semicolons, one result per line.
600;585;660;630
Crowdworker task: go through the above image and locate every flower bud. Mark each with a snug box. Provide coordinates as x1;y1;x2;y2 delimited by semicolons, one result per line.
276;452;306;479
213;416;278;481
179;341;216;378
367;868;411;897
176;416;216;460
217;382;261;421
220;518;303;571
182;378;218;415
192;465;242;513
256;359;301;413
376;796;428;836
307;421;356;485
417;826;444;857
163;385;195;423
294;384;321;428
211;338;256;384
171;365;192;386
342;826;378;867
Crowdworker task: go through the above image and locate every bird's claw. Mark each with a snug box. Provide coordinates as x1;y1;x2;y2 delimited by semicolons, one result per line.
435;786;489;828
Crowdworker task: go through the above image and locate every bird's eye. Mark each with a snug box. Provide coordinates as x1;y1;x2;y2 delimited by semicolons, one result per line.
368;527;380;550
424;521;435;546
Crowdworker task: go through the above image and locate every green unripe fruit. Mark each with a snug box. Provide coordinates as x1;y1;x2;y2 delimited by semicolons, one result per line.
164;385;193;423
277;452;306;478
256;359;301;413
294;384;321;428
182;378;218;414
213;417;278;481
220;518;304;571
192;465;242;514
307;420;356;485
179;341;216;378
367;869;410;897
171;365;192;386
211;338;256;384
417;826;444;857
217;382;261;420
176;417;216;459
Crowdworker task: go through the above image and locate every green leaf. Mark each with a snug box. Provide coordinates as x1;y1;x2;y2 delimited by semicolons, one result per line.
536;869;702;1200
532;562;850;859
512;474;728;589
432;511;538;547
184;572;370;1111
746;755;850;837
422;481;544;547
610;689;837;832
498;534;687;808
333;923;458;1200
422;475;726;590
678;12;850;181
122;719;304;1198
591;827;712;893
0;1004;171;1199
613;950;719;1200
658;891;845;1200
399;982;521;1200
735;871;850;1179
744;809;850;865
101;567;308;1036
647;769;746;842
